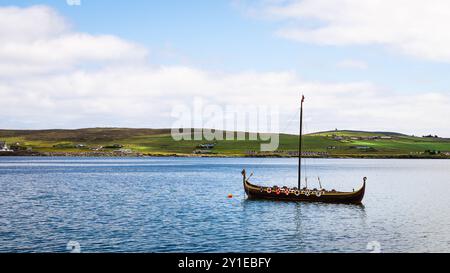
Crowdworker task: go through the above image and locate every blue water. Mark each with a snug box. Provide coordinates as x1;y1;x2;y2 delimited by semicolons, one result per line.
0;157;450;253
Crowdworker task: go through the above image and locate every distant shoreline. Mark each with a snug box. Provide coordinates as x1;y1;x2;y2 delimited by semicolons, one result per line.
2;128;450;160
1;151;448;159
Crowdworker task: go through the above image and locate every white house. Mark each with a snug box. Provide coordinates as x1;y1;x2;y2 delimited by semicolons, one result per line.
0;141;13;152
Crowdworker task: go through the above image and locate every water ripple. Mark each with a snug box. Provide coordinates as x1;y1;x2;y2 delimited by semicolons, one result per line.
0;157;449;252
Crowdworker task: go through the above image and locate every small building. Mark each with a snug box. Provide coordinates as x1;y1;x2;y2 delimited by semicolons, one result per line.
9;143;26;151
91;146;103;151
198;143;215;149
0;141;13;152
105;144;124;149
114;148;133;154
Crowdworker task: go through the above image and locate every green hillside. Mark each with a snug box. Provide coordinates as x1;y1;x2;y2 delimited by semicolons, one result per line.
1;128;450;158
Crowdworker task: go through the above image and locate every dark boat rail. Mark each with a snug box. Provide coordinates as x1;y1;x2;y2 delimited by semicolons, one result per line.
242;169;366;204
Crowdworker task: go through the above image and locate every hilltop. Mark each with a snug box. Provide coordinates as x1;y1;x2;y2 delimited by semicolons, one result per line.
1;128;450;158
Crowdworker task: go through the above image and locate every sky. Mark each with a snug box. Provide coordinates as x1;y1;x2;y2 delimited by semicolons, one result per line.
0;0;449;136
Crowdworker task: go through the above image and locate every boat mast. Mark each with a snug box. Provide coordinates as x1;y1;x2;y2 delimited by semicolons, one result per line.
298;95;305;190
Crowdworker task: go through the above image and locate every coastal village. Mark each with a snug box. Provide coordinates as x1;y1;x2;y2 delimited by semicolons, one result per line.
0;141;141;157
1;130;450;158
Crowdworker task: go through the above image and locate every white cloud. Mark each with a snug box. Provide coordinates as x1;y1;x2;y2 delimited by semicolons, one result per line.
1;5;449;136
0;5;67;42
337;59;368;70
253;0;450;62
0;6;148;77
2;64;449;136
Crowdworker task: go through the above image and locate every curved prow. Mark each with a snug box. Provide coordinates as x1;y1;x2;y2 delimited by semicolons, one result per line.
353;177;367;204
242;169;248;195
362;177;367;192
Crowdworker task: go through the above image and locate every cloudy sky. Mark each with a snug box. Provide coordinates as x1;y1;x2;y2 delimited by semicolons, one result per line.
0;0;449;136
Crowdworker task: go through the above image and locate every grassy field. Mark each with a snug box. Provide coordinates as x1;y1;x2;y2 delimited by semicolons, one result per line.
1;128;450;158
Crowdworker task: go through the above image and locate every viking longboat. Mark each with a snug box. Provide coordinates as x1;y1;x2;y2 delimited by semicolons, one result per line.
241;96;366;204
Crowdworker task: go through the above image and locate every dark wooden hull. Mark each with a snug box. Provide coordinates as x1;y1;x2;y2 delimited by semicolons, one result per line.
243;178;365;204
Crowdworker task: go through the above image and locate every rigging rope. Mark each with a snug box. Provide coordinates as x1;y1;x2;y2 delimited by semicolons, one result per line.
303;115;326;190
303;114;309;188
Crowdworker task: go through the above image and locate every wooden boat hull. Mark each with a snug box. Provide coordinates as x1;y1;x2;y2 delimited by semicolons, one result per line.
243;174;365;204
